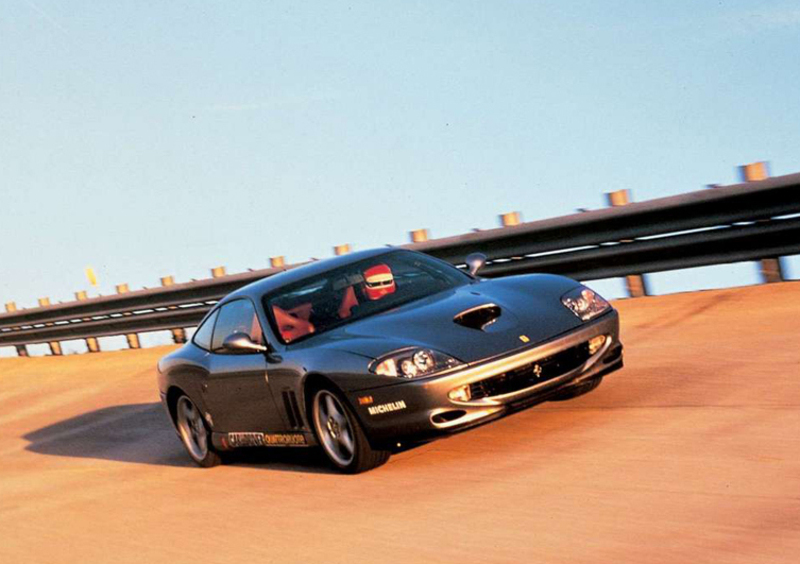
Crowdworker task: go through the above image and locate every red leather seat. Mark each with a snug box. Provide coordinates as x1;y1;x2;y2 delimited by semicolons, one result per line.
250;313;263;344
338;286;359;319
272;305;315;343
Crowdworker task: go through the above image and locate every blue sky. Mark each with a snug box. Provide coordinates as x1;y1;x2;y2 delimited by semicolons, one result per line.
2;1;799;354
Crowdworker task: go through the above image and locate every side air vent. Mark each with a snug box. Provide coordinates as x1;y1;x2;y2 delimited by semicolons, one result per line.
454;303;502;330
282;390;304;429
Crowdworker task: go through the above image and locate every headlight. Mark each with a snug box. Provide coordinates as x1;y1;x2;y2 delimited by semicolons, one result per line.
370;348;463;378
561;286;610;321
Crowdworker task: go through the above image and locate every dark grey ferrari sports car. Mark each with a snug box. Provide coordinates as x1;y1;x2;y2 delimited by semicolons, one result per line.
157;248;623;473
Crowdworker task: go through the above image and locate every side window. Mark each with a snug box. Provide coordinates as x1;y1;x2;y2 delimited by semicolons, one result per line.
211;299;263;352
192;309;219;351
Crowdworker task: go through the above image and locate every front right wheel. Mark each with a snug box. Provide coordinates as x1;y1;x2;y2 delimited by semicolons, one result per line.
311;388;389;473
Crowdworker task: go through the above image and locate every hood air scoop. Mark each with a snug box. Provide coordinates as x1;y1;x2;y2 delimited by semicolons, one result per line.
454;303;502;331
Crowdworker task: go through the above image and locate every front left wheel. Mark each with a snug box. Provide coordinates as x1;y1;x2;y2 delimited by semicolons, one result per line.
311;388;389;474
175;395;222;467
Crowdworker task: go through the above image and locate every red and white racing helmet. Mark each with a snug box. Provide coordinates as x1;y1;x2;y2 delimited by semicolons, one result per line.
363;264;396;301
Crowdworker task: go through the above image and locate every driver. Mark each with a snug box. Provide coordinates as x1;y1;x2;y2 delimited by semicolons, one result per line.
363;264;396;301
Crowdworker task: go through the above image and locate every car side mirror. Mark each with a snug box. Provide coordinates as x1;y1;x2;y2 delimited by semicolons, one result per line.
465;253;487;276
222;332;268;354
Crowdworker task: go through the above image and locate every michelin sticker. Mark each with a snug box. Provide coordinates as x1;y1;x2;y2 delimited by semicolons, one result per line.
368;400;407;416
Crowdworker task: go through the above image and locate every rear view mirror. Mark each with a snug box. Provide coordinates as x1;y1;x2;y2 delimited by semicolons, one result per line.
222;332;268;354
465;253;487;276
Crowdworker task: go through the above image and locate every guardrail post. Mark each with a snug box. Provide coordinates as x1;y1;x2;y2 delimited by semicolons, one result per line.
270;256;286;268
606;190;649;298
116;284;140;349
499;212;522;227
37;297;62;356
739;161;784;283
738;161;769;183
4;302;29;357
334;244;351;256
160;276;186;344
75;291;100;352
410;229;430;243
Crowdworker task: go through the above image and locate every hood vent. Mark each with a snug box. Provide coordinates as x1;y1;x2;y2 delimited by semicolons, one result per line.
454;303;502;331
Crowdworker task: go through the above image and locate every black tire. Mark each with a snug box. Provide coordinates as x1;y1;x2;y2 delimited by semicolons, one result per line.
311;387;390;474
549;376;603;402
175;395;222;467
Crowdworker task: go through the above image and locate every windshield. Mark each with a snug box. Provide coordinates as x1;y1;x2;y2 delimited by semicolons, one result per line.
263;251;471;344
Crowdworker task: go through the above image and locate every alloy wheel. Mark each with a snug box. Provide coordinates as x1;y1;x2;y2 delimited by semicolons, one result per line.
176;396;209;462
313;390;356;467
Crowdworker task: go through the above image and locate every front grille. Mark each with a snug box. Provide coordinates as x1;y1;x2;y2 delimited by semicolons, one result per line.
469;342;591;400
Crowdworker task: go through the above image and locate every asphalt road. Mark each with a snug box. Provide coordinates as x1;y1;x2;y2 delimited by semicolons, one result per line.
1;282;799;563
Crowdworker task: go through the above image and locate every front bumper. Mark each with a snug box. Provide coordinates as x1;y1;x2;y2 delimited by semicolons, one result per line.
345;310;622;449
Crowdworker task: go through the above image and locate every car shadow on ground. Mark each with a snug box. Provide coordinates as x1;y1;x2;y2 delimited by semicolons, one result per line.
23;402;337;474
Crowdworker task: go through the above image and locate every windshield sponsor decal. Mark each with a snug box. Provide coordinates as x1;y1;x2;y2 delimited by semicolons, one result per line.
368;400;407;416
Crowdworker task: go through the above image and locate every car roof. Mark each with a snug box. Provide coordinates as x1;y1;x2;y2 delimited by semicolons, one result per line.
221;247;405;303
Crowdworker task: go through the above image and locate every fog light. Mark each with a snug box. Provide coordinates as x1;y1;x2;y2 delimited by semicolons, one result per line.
448;385;471;402
589;335;607;355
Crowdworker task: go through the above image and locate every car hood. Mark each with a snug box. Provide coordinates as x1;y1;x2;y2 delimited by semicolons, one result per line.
318;274;586;364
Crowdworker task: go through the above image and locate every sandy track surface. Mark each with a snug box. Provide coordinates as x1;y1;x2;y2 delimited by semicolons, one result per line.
1;282;799;563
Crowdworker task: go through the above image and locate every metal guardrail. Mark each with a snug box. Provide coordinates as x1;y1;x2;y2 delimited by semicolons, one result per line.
2;165;799;355
407;172;800;276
